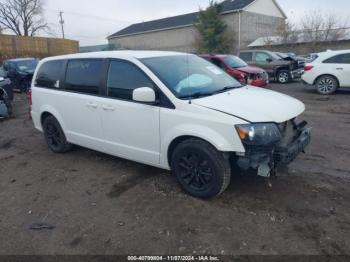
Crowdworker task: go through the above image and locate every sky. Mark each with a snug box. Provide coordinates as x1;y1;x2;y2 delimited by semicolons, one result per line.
34;0;350;46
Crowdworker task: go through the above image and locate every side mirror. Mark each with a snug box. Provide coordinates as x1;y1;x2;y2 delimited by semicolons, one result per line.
266;58;273;63
0;77;4;82
132;87;156;103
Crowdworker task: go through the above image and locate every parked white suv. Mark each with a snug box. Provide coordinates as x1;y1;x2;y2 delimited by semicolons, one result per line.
31;51;311;198
302;50;350;95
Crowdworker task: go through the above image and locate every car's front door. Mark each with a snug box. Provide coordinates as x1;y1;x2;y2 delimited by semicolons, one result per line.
254;52;274;77
100;60;160;165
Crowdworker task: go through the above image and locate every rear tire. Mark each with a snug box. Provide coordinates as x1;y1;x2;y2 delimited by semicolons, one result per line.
277;70;290;84
171;139;231;198
5;100;12;117
315;75;338;95
42;115;72;153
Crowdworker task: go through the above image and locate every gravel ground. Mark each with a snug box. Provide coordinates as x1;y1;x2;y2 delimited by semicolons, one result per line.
0;82;349;255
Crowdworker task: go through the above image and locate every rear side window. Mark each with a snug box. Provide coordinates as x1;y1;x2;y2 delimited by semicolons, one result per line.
65;59;103;95
323;53;350;64
36;60;64;89
107;61;154;100
239;52;253;62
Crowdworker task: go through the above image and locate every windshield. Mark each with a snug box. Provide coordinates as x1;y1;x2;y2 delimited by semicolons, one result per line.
141;55;242;99
275;52;287;59
223;55;248;68
0;67;7;77
14;59;38;72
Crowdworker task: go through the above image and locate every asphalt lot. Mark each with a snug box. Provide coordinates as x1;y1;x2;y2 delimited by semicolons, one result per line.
0;82;349;255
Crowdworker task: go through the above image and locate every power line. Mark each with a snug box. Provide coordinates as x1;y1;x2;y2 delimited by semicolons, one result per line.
45;8;130;24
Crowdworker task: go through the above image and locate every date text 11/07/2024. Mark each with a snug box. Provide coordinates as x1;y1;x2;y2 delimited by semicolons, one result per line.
127;256;221;261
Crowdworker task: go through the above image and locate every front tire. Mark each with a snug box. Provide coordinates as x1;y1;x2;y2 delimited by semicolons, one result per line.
42;115;72;153
277;70;290;84
171;139;231;198
315;75;338;95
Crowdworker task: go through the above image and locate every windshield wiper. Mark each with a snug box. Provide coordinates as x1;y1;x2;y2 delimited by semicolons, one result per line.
212;85;241;95
179;91;213;100
179;85;242;100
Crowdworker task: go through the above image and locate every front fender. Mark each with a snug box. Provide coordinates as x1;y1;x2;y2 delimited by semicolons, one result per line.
160;123;245;168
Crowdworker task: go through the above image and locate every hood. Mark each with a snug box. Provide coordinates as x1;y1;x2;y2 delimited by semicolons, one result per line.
193;86;305;123
237;66;264;74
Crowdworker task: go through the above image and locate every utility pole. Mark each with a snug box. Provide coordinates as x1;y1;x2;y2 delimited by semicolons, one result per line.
59;11;65;39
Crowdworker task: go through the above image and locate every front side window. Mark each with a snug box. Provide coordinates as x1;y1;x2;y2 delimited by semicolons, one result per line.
107;61;154;100
141;55;242;99
323;53;350;64
65;59;103;95
255;52;271;62
36;60;64;89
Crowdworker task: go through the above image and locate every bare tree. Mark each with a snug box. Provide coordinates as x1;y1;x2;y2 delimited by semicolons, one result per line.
300;10;347;42
277;20;299;44
0;0;48;36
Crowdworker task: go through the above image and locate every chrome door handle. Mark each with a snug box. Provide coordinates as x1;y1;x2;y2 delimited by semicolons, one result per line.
86;102;98;109
102;105;115;111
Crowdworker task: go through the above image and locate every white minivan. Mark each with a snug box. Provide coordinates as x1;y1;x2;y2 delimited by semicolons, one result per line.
31;51;311;198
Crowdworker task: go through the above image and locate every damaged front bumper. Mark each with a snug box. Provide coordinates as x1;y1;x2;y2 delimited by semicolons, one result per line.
274;128;311;164
236;125;311;177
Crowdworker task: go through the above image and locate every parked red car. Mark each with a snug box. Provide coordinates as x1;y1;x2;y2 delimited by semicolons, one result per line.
200;54;269;87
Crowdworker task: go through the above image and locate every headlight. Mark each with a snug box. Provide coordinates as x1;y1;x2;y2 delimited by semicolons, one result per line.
235;123;282;146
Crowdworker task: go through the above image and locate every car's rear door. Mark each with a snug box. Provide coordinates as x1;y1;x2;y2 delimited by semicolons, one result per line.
323;53;350;87
239;52;254;65
100;59;160;165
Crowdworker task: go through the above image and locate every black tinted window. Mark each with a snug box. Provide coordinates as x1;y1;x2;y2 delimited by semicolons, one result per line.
36;60;64;89
239;52;253;62
323;54;350;64
65;59;103;95
107;61;154;100
211;58;225;69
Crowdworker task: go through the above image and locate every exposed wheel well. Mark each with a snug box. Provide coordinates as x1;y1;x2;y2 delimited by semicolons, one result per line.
276;68;290;75
167;136;217;167
313;74;339;86
41;112;54;126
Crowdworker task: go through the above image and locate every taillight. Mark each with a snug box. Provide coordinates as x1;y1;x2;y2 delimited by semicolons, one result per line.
27;89;32;117
304;65;314;71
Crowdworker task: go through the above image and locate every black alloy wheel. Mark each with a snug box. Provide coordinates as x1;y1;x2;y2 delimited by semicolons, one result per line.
171;139;231;198
43;115;72;153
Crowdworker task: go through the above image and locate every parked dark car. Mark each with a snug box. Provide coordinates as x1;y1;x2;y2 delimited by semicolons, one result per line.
0;67;13;118
275;52;306;68
238;50;304;84
3;58;39;93
200;54;269;87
